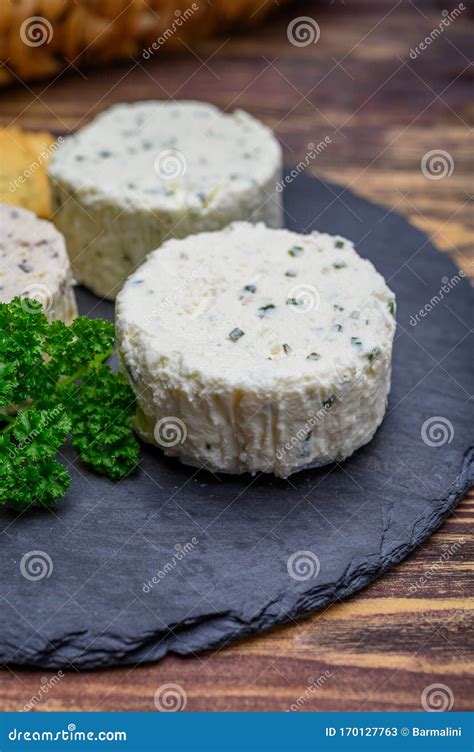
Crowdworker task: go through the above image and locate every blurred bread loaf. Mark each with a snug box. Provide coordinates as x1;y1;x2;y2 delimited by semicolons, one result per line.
0;0;282;86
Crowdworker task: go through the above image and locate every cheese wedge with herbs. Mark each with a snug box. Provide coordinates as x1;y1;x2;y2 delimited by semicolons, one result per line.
116;222;396;478
48;101;283;300
0;204;77;324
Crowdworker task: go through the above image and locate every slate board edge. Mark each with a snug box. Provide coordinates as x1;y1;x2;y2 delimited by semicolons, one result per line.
8;450;473;671
3;174;473;671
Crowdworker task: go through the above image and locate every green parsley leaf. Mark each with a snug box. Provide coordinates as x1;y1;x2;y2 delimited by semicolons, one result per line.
0;298;139;510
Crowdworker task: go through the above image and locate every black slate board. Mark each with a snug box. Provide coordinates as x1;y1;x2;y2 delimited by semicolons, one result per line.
1;175;472;669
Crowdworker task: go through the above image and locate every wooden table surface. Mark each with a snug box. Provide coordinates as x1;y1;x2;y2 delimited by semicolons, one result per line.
0;0;472;712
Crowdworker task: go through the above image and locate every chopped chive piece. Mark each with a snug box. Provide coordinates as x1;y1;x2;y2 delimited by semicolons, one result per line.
367;346;382;362
335;240;345;249
351;337;362;349
333;304;344;312
335;324;343;332
287;297;301;306
229;328;244;341
288;245;304;257
244;284;256;293
258;304;275;317
322;395;337;409
282;343;292;355
307;352;321;361
349;310;360;319
388;300;395;317
333;261;347;269
285;270;297;277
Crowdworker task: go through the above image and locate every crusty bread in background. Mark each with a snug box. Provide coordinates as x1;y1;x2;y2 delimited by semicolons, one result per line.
0;0;283;87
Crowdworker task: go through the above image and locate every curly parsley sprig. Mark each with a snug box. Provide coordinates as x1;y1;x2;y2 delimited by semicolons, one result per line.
0;298;139;510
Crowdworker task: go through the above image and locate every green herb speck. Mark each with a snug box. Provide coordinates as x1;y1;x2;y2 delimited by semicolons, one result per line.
335;240;345;249
258;304;275;317
285;270;297;277
244;284;256;293
307;352;321;361
388;300;395;317
335;324;343;332
283;343;292;355
288;245;304;258
229;328;245;341
367;346;382;363
333;261;347;270
323;395;337;409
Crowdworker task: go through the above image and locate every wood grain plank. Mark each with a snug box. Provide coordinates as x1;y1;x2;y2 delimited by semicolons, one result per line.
0;0;472;712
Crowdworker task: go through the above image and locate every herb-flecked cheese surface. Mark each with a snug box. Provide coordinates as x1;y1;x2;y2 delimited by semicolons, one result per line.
0;204;77;324
116;222;396;478
49;101;283;300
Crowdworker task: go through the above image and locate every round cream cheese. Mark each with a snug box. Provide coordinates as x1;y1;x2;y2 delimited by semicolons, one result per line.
116;222;396;478
0;204;77;324
49;100;283;300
